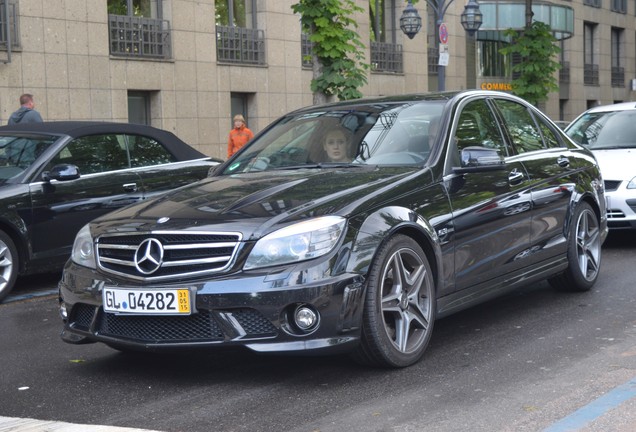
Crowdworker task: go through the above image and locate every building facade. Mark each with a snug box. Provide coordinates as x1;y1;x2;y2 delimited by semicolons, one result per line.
0;0;633;159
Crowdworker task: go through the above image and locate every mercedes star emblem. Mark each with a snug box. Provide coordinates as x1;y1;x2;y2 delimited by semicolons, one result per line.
134;238;164;275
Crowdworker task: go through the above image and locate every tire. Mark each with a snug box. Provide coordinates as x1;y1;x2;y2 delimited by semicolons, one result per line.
0;230;18;303
352;234;436;368
549;202;601;292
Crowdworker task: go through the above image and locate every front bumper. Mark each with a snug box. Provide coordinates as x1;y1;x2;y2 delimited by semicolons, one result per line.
606;191;636;229
59;261;366;355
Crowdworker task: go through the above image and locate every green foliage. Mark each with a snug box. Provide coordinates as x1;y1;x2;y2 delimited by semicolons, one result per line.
499;21;561;105
292;0;369;101
107;0;127;15
107;0;148;17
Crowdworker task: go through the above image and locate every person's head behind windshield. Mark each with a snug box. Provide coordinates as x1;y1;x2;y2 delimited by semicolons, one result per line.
322;127;353;162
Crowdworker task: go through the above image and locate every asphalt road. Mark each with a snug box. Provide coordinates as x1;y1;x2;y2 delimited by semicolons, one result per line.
1;231;635;432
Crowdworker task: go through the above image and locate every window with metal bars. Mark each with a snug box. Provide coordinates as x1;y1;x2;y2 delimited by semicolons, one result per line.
584;22;599;86
611;27;624;87
611;0;627;12
107;0;171;59
0;0;19;50
215;0;265;65
371;41;403;73
370;0;403;73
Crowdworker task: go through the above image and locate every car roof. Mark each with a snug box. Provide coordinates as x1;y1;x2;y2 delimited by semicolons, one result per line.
290;91;460;112
283;90;533;117
0;121;174;138
0;121;207;160
583;102;636;114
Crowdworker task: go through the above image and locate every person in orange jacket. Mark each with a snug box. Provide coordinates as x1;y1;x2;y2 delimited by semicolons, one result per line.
227;114;254;158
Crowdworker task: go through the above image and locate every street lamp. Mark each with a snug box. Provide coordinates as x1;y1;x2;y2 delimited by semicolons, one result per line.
460;0;483;35
399;1;422;40
400;0;483;91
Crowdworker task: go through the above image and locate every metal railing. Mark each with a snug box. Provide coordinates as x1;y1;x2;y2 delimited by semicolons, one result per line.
370;42;403;73
559;61;570;84
428;47;439;75
611;66;624;87
109;14;171;59
216;25;266;65
583;0;601;7
584;63;599;86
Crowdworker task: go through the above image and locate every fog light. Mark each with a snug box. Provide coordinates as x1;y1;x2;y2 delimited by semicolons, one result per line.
294;305;318;331
59;302;68;320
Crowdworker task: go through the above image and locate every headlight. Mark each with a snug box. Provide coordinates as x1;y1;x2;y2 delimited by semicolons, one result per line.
71;224;96;269
627;177;636;189
244;216;346;270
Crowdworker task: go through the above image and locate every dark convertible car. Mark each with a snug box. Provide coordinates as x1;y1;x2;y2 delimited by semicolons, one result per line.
0;122;220;301
59;91;607;368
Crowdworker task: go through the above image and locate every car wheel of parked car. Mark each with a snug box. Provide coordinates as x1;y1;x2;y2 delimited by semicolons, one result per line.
0;230;18;302
549;202;601;292
353;235;436;368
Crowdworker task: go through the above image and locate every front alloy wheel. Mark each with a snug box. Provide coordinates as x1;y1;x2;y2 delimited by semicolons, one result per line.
353;235;435;368
549;201;601;292
0;230;18;302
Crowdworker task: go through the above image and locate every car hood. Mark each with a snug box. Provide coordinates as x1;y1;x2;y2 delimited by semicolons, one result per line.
591;149;635;181
92;166;424;240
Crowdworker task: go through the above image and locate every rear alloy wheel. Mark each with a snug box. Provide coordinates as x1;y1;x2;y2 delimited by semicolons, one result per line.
0;230;18;302
549;202;601;292
353;235;435;368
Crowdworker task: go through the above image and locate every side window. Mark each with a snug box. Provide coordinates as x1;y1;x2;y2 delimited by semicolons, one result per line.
493;99;545;153
456;99;508;155
535;115;562;149
48;134;129;175
127;135;176;168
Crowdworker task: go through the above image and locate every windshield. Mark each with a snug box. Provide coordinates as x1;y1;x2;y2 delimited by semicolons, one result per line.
223;101;446;174
566;110;636;150
0;134;58;181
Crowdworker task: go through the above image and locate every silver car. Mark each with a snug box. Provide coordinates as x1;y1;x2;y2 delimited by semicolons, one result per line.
566;103;636;229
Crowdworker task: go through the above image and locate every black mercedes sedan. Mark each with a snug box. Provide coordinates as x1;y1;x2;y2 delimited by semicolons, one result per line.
59;91;607;368
0;122;220;302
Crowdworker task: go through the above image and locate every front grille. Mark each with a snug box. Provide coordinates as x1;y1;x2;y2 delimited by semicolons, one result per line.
98;310;225;342
97;231;242;281
66;304;279;344
604;180;622;191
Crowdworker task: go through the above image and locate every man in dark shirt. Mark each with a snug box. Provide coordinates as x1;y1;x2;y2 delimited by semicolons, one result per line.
8;93;43;125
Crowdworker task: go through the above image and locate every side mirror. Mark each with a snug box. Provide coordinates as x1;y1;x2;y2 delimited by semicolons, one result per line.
42;164;80;182
453;146;505;174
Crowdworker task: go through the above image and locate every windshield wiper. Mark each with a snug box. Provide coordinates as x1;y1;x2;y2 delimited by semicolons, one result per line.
271;163;364;171
271;164;322;170
316;162;364;168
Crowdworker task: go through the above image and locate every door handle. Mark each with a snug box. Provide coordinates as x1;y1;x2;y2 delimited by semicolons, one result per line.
123;183;138;192
557;156;570;167
508;168;524;185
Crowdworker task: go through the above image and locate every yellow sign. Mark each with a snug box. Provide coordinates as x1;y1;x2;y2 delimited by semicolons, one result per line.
481;82;513;91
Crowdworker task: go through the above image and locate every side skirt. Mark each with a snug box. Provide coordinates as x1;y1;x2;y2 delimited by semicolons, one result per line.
436;256;568;319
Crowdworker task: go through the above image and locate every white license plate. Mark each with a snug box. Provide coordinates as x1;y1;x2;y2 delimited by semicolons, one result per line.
102;287;192;315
